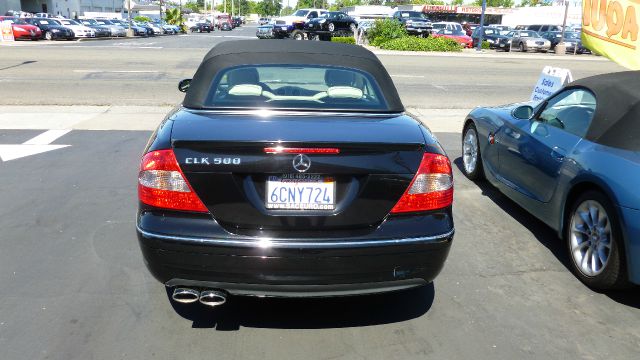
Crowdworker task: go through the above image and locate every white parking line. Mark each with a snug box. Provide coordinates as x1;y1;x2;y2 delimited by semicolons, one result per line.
72;70;160;73
61;45;163;49
23;129;72;145
0;129;71;162
391;74;426;78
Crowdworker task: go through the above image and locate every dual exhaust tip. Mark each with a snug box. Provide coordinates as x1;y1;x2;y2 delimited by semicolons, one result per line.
172;288;227;307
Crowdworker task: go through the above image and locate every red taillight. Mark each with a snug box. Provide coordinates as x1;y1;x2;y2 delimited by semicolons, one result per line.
390;153;453;214
138;149;208;213
264;147;340;154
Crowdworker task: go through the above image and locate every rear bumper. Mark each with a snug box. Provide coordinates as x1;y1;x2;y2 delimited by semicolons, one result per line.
137;215;453;297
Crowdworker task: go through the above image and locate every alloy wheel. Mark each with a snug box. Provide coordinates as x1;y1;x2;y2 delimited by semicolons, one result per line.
45;31;52;40
569;200;612;277
463;128;479;175
328;23;335;32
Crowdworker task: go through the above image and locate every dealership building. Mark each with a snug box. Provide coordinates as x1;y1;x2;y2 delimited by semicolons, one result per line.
0;0;164;18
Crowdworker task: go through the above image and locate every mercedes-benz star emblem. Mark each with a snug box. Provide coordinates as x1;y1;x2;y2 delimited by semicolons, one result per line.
292;154;311;173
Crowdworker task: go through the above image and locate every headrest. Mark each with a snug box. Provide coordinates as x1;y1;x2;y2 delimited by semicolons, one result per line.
324;69;356;87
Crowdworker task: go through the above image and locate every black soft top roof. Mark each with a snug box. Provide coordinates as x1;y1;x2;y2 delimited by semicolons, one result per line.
183;40;404;112
569;71;640;151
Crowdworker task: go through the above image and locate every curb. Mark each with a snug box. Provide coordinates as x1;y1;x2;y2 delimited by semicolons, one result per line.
367;46;608;61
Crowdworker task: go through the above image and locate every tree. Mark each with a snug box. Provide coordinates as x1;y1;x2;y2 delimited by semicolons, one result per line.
330;0;362;11
451;0;464;5
134;15;152;22
281;6;295;15
184;1;201;13
238;0;254;15
519;0;552;6
255;0;282;16
473;0;514;7
164;8;182;25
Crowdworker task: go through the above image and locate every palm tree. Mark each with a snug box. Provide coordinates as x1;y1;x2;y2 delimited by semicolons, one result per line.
165;8;182;26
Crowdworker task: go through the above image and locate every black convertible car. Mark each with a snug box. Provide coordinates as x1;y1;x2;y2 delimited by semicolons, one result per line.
137;40;454;307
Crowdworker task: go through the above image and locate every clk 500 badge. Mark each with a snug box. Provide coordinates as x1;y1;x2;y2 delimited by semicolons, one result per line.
185;157;241;165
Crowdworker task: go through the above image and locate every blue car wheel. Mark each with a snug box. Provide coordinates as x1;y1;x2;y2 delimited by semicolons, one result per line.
567;190;629;289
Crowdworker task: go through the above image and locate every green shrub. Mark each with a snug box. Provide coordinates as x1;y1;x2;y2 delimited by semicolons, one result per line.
482;40;490;49
331;36;356;44
367;18;407;47
379;36;462;52
134;16;152;23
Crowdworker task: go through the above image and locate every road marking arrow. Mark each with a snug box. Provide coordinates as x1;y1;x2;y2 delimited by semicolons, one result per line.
0;129;71;162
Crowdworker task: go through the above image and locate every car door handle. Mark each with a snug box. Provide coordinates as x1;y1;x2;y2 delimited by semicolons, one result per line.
551;146;566;162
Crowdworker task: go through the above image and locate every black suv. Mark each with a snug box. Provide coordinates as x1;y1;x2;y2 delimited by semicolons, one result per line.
471;26;508;49
391;10;432;37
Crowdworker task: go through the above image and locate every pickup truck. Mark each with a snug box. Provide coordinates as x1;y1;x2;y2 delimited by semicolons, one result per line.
271;8;327;40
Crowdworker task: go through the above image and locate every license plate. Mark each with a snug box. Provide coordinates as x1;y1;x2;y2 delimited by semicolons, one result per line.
266;174;335;210
281;26;287;30
499;43;505;47
417;29;422;32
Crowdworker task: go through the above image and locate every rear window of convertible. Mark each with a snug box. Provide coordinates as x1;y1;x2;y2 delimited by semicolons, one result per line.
204;65;387;111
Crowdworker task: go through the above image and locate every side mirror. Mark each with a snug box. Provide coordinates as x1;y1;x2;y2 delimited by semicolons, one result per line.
178;79;191;93
512;105;534;120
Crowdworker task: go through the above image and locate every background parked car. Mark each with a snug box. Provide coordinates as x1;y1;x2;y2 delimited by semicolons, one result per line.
526;24;563;32
145;22;164;34
434;29;473;48
113;19;148;36
22;17;74;40
391;10;432;37
133;21;154;36
431;21;463;35
258;17;269;25
0;16;41;40
78;19;111;37
539;31;589;54
471;26;508;48
304;11;357;40
220;21;232;31
506;30;550;52
256;24;274;39
93;19;126;37
190;22;212;33
216;14;232;29
56;19;96;38
489;24;513;35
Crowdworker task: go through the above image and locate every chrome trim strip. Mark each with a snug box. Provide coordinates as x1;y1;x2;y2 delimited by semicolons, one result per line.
184;107;404;118
137;226;454;249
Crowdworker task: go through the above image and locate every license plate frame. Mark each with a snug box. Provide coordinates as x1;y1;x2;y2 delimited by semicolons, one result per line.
265;174;336;211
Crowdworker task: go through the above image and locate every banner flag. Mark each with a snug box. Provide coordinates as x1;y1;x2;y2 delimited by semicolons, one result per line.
582;0;640;70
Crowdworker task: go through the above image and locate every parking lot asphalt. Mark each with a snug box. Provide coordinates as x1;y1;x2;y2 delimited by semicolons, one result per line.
0;28;639;360
0;25;626;109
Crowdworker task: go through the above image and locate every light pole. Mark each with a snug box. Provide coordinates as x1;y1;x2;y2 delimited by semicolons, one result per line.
556;0;570;55
126;0;134;37
475;0;486;52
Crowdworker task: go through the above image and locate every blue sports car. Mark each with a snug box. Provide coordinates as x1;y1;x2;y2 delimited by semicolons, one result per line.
461;71;639;290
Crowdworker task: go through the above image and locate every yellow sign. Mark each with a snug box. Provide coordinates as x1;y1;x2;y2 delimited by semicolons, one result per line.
582;0;640;70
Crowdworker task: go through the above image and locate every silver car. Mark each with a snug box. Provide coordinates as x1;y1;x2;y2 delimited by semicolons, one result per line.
507;30;551;52
93;19;127;37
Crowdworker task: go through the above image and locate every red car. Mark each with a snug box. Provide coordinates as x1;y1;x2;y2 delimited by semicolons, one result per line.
0;16;41;40
434;29;473;48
